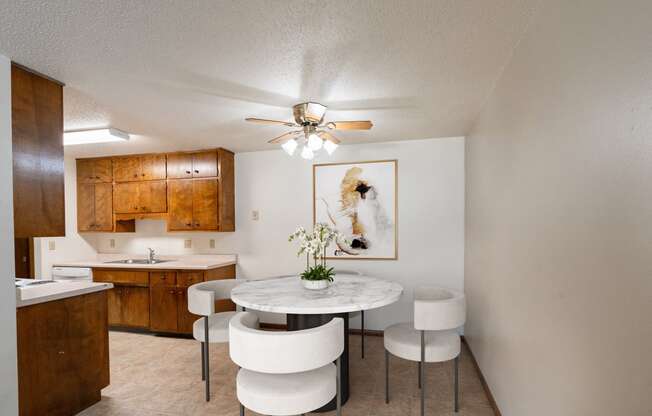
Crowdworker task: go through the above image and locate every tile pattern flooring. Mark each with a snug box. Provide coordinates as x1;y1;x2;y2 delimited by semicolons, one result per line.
79;330;495;416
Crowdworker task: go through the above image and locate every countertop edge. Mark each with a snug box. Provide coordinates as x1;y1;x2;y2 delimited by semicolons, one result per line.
16;283;115;308
52;260;237;270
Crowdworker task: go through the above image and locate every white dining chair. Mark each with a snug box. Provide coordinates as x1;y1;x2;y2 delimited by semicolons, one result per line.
188;279;254;402
334;269;366;358
384;286;466;415
230;312;344;416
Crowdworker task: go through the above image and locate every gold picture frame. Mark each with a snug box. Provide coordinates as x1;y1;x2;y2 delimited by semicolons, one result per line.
313;159;398;260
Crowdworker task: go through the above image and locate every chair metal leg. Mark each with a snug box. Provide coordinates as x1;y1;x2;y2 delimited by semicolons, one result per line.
239;403;244;416
418;361;422;389
454;356;459;412
420;330;425;416
336;355;342;416
204;316;210;402
385;348;390;404
201;342;205;381
361;310;365;359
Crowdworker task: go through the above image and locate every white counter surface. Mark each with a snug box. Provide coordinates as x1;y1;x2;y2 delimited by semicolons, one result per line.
53;254;237;270
16;280;114;308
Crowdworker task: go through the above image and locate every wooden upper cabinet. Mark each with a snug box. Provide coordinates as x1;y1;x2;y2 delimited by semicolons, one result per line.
193;179;219;230
113;155;166;182
114;181;167;214
77;158;112;183
167;150;218;179
11;64;65;238
167;179;194;230
77;182;113;232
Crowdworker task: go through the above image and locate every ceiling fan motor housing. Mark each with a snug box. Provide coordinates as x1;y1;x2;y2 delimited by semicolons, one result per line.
293;102;327;125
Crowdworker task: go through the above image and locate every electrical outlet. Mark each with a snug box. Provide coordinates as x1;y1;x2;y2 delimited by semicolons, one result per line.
48;241;56;251
184;239;192;249
252;210;260;221
109;239;115;248
209;239;215;249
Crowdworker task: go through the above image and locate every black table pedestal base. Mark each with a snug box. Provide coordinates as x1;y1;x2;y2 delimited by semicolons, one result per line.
286;313;350;412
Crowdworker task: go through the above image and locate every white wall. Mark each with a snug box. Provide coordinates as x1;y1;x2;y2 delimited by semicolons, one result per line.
0;54;19;415
465;1;652;415
39;137;465;329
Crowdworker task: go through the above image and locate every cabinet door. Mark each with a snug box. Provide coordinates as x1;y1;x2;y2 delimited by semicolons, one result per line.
167;179;194;230
77;183;96;231
177;271;204;287
94;183;113;231
93;158;113;182
192;179;219;230
192;151;218;178
121;287;150;328
167;153;193;179
149;271;176;287
77;159;96;184
138;180;167;213
149;286;179;332
113;182;140;213
107;287;123;326
177;288;200;334
113;157;141;182
141;154;167;180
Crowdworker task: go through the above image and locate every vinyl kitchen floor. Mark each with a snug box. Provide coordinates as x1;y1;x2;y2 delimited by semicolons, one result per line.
79;330;495;416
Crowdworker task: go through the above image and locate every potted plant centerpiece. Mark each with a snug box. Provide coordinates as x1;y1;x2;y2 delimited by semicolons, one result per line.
289;223;345;290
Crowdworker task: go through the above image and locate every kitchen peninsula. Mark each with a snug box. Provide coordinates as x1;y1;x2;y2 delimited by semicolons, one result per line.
54;254;237;334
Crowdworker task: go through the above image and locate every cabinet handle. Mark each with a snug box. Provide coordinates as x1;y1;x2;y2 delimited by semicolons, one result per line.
194;169;199;174
169;290;175;294
185;170;191;174
141;206;147;211
186;223;192;227
95;176;100;179
142;173;145;177
160;276;166;280
88;176;94;180
195;222;200;227
133;174;138;178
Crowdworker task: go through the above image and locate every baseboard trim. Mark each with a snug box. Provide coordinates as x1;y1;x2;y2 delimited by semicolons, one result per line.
461;336;502;416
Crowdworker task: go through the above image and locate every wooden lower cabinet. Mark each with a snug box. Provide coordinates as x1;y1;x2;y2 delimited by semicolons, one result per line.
17;291;110;416
95;265;235;334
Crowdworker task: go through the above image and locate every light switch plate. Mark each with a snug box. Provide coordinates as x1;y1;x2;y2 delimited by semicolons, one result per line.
209;239;215;249
48;241;56;251
252;210;260;221
184;239;192;248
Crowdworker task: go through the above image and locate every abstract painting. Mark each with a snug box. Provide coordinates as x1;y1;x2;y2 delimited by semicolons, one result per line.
313;160;397;260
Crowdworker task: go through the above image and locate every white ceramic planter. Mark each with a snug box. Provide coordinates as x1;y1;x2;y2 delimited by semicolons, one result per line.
301;279;331;290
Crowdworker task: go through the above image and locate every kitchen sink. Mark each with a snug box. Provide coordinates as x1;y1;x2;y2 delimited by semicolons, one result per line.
103;259;175;265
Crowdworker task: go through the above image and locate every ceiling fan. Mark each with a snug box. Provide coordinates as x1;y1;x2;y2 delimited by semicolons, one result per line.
245;102;373;159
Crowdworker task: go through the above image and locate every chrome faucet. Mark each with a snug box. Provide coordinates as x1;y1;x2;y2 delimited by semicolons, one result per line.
147;248;156;263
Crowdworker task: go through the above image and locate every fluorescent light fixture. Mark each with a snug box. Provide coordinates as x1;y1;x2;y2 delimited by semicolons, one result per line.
323;139;338;155
300;145;314;160
281;138;298;155
307;133;323;151
64;128;130;145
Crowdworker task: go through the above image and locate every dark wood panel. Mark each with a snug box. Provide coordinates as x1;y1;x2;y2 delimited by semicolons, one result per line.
166;153;193;179
204;264;236;280
217;149;235;231
14;237;32;278
94;183;113;231
93;270;149;286
107;288;122;326
11;64;65;238
77;183;96;231
121;287;150;328
149;271;176;287
141;154;166;180
177;271;204;287
167;179;194;230
17;291;109;416
177;288;200;333
192;150;218;178
150;286;178;332
192;178;218;230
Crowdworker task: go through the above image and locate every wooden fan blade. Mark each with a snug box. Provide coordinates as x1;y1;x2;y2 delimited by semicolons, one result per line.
326;120;373;130
268;131;302;144
318;131;341;144
246;117;296;127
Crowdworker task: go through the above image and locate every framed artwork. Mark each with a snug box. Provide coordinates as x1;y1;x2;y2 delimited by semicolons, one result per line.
313;160;398;260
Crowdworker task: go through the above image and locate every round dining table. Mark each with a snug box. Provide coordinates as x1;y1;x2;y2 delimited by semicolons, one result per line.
231;273;403;411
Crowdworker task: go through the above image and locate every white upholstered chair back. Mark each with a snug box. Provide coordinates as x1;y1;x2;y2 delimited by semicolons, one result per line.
188;279;243;316
413;286;466;331
230;312;344;374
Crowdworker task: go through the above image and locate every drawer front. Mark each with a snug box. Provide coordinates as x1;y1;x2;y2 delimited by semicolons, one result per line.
177;271;204;287
93;269;149;286
205;264;236;281
149;271;176;287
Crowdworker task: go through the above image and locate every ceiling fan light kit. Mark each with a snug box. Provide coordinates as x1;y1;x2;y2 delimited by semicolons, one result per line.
246;102;372;160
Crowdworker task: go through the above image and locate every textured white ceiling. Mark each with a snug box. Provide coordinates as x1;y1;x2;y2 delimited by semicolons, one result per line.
0;0;536;156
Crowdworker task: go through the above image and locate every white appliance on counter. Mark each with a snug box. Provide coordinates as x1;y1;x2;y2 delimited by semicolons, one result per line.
51;266;93;282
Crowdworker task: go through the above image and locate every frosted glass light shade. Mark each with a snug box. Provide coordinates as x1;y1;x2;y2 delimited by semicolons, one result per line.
307;133;323;150
323;139;338;155
281;139;298;155
300;145;314;159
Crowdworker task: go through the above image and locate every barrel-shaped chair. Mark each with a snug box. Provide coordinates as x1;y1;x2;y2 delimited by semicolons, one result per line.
230;312;344;416
188;279;254;402
384;286;466;415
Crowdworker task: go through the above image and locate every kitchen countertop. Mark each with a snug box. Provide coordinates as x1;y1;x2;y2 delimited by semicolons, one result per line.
53;254;237;270
16;280;114;308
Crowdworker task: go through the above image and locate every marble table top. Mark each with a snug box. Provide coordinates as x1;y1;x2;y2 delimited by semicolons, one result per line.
230;274;404;314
